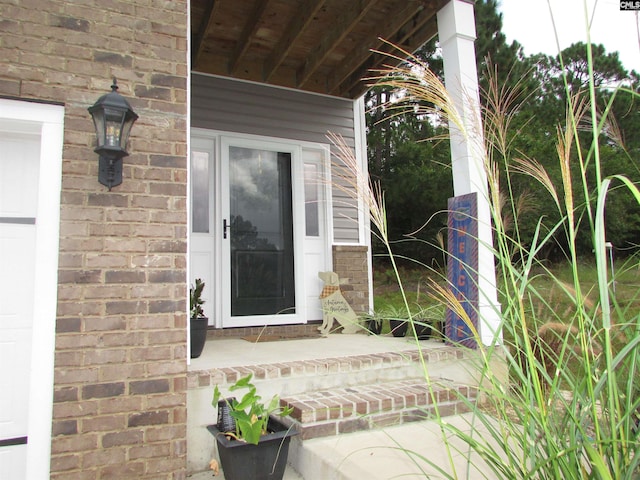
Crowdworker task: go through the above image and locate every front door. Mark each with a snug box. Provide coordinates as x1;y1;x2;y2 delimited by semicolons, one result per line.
220;138;304;327
226;147;295;317
190;132;329;329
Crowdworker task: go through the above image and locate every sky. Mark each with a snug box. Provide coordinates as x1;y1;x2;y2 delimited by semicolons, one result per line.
498;0;640;72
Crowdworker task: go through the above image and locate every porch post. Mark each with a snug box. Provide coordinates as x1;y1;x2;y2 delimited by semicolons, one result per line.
437;0;502;345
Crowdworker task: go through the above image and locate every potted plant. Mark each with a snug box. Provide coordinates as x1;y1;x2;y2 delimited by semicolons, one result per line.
373;306;409;337
414;318;433;340
389;317;408;337
190;278;208;358
208;374;298;480
414;306;446;342
363;313;383;335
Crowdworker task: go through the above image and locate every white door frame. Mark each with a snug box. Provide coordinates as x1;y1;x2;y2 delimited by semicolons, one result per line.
0;99;64;479
189;129;332;329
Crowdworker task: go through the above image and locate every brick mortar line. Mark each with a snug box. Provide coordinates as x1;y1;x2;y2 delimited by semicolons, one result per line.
280;381;476;423
282;397;475;440
187;346;463;389
287;399;466;424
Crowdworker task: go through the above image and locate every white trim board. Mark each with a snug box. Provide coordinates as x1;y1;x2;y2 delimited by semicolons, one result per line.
0;99;64;480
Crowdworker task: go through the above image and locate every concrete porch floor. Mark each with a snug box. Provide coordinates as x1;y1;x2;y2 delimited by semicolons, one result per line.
187;465;302;480
188;332;441;370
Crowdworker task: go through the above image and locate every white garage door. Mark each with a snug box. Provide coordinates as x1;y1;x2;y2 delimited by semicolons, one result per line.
0;100;63;480
0;131;40;479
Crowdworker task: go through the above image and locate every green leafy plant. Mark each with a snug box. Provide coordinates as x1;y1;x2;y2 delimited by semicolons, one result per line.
212;374;293;445
190;278;206;318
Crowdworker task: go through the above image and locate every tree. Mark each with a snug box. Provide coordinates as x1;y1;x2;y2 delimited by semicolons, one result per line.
365;0;533;267
474;0;535;96
365;80;453;265
503;43;640;258
366;1;640;267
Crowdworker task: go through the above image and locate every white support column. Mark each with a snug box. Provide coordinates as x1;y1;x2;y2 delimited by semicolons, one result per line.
437;0;502;345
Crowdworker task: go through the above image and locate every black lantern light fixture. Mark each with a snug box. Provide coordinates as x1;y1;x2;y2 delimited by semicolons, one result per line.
88;78;138;190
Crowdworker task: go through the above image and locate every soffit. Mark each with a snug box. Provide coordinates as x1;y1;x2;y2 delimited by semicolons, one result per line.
191;0;448;99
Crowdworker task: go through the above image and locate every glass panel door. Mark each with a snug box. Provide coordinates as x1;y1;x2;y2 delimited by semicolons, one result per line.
227;146;295;317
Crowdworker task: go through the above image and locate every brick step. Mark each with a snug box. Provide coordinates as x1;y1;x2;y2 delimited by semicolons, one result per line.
187;340;478;475
279;378;477;440
189;345;464;400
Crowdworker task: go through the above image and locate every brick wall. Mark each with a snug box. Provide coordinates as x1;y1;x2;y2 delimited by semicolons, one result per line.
0;1;189;478
332;245;370;314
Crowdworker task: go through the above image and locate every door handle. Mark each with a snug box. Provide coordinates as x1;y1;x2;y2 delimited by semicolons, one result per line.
223;218;229;239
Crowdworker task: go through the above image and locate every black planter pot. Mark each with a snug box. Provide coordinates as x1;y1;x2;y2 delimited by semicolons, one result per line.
415;322;432;340
190;317;208;358
207;416;298;480
216;399;237;433
413;320;446;341
366;317;382;335
390;319;408;337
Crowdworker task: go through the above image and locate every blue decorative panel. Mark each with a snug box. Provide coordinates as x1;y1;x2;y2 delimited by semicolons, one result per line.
446;192;479;349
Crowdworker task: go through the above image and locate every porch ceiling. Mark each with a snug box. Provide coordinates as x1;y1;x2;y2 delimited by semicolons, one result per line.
190;0;448;99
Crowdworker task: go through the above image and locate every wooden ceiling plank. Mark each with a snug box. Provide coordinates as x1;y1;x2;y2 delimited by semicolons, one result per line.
297;0;378;89
345;17;439;98
229;0;272;76
327;1;430;95
192;0;446;99
264;0;326;82
368;8;438;71
193;0;221;70
340;3;440;97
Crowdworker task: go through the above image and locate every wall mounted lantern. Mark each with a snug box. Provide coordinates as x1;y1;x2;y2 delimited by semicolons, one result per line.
88;78;138;190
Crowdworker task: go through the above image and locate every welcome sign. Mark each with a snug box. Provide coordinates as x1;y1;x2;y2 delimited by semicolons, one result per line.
446;192;479;349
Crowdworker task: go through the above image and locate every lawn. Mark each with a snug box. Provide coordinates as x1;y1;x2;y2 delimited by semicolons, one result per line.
372;257;640;334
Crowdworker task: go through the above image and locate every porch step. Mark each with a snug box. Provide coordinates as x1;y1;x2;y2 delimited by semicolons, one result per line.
279;378;477;440
188;343;465;400
187;338;481;475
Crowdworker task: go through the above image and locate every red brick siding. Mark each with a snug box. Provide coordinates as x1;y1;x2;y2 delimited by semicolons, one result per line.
0;1;188;478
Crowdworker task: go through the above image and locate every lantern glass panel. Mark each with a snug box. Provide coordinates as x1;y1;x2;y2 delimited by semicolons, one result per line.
104;108;125;148
91;108;106;147
120;113;136;151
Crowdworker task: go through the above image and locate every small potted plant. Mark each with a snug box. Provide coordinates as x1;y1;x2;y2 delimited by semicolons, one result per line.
414;318;433;340
389;317;408;337
383;306;408;337
414;306;446;342
208;374;298;480
362;313;383;335
190;278;208;358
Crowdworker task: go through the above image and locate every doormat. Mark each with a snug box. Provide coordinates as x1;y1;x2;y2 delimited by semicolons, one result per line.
241;334;319;343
